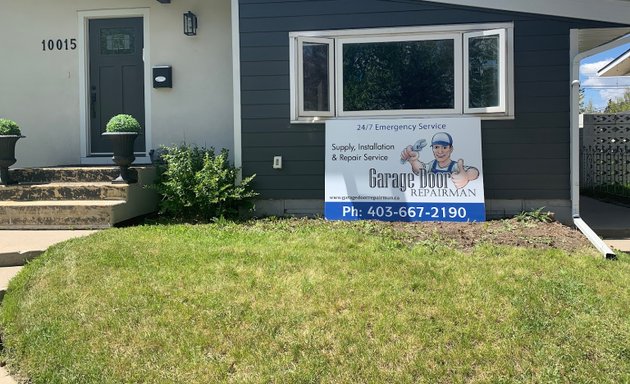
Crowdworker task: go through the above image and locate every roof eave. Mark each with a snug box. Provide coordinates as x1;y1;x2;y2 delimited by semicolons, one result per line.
424;0;630;25
598;49;630;77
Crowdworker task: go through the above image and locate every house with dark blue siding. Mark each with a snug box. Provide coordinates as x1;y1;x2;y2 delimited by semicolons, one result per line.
233;0;630;232
1;0;628;251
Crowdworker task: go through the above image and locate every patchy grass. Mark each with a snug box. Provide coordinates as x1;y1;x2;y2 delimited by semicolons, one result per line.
1;219;629;383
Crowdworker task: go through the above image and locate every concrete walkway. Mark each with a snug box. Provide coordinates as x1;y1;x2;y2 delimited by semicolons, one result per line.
580;196;630;253
0;230;97;290
0;230;97;384
0;230;97;267
0;367;17;384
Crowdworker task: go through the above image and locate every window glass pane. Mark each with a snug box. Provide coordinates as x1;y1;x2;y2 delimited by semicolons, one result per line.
342;39;454;111
303;42;330;111
100;28;135;55
468;35;499;108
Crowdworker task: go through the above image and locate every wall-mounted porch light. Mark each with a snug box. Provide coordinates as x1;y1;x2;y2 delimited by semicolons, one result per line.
184;11;198;36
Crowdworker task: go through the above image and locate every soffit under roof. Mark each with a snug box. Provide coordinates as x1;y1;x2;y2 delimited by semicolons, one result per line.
577;28;630;54
425;0;630;25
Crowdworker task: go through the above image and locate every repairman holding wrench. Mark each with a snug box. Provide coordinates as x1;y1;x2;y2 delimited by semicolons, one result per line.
400;132;479;189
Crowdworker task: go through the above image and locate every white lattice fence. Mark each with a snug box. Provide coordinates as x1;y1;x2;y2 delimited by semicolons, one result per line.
581;113;630;197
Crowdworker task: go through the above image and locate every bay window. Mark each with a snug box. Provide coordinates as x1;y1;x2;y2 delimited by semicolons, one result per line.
290;23;513;121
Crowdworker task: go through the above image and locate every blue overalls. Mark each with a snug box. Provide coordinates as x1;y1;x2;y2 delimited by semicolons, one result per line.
431;160;457;174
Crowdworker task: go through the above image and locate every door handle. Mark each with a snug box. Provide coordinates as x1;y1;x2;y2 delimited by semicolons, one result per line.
90;86;97;119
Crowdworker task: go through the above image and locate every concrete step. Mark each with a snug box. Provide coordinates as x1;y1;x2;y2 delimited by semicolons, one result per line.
0;182;128;201
0;200;126;229
10;167;131;183
1;166;158;229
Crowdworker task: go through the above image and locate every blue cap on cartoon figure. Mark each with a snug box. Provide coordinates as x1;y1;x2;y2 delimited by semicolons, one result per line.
431;132;453;147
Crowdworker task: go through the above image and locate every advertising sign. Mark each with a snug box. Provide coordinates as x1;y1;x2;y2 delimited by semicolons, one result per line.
325;118;485;222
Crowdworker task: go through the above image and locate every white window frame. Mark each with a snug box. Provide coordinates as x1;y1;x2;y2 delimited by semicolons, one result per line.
463;28;507;114
289;23;514;123
335;33;462;117
297;37;335;117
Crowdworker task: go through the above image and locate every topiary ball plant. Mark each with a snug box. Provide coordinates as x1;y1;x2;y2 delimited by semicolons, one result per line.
0;118;23;185
0;119;21;136
105;114;141;133
103;114;140;183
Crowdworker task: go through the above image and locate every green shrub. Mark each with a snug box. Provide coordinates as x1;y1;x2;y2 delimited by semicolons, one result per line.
0;119;21;136
105;114;141;133
153;145;258;220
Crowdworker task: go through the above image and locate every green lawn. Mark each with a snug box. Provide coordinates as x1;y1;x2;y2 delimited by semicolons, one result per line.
1;220;629;383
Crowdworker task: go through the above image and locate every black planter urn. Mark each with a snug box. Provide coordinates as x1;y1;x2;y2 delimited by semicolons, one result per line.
0;135;23;186
102;132;138;184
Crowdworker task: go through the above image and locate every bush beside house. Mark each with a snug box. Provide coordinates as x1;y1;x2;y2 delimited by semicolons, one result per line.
153;145;257;220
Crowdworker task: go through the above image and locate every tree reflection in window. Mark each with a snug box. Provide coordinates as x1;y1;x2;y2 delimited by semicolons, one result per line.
303;42;330;112
343;39;454;111
468;35;499;108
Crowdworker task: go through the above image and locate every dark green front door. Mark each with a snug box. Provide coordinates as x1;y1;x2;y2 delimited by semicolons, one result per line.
89;17;145;154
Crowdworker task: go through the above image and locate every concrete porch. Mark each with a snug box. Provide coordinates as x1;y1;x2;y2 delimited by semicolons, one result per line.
0;166;158;229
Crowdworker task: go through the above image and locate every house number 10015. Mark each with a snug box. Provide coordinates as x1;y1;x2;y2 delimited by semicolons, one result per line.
42;39;77;51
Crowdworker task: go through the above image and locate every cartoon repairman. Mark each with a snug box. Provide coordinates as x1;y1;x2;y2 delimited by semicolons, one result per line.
400;132;480;189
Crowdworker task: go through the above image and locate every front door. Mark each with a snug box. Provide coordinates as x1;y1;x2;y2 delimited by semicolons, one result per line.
89;17;145;155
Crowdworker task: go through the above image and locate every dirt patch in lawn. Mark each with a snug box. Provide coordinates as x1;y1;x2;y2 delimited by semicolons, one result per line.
383;218;591;253
150;214;593;254
247;216;593;254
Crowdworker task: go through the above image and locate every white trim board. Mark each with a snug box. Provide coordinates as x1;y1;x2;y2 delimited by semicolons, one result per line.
425;0;630;25
77;8;152;163
231;0;242;171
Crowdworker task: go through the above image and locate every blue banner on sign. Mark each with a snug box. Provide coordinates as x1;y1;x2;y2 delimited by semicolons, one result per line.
325;202;485;222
